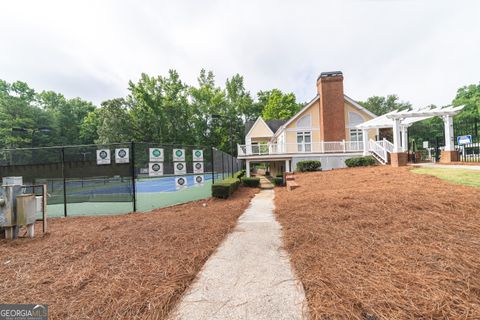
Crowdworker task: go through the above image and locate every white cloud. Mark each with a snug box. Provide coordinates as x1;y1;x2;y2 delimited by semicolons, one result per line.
1;0;479;107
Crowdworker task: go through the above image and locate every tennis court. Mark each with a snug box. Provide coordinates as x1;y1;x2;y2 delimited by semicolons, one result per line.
1;142;242;218
45;173;229;217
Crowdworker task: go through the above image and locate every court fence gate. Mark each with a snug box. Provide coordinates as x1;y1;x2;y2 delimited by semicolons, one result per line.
0;142;242;217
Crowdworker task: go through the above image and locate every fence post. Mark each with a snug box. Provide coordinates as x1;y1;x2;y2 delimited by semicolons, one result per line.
61;147;67;217
131;141;137;212
211;147;215;184
221;152;225;180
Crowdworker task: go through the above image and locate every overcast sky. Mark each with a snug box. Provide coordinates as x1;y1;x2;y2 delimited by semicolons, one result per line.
1;0;479;107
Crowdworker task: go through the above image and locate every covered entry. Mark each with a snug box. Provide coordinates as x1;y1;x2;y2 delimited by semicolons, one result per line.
246;159;291;177
356;105;465;166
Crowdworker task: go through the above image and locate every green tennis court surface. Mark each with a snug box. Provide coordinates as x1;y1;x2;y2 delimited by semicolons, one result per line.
46;180;213;217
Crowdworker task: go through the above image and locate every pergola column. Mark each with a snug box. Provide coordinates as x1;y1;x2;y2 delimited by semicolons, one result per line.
392;118;402;152
401;127;408;152
390;118;408;167
440;115;459;163
285;159;290;172
443;115;455;151
362;129;369;156
246;160;251;177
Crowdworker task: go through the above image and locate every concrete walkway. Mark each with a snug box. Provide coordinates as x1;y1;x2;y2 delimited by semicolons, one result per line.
170;190;308;320
259;176;274;189
411;163;480;170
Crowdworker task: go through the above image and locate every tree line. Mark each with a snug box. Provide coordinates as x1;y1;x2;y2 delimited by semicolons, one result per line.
1;70;479;154
0;69;303;154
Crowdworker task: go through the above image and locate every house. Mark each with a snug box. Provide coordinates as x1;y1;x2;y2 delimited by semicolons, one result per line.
238;71;378;176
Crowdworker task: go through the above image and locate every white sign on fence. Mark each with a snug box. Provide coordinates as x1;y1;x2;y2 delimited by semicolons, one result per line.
193;162;204;174
173;149;185;161
115;148;129;164
457;135;472;145
148;162;164;176
174;162;187;175
149;148;164;162
422;141;429;148
175;176;187;188
194;175;204;185
96;149;111;165
193;149;204;161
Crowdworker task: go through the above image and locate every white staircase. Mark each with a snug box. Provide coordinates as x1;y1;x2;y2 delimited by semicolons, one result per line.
368;139;393;165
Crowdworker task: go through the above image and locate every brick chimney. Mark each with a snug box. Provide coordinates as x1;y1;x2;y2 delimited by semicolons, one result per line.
317;71;346;141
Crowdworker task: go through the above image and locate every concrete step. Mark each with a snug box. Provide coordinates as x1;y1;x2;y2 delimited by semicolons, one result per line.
286;181;299;191
285;175;295;181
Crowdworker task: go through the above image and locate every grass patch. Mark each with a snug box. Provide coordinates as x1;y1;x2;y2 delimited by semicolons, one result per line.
411;167;480;188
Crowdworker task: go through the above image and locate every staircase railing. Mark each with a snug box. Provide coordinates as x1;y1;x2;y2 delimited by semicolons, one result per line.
369;139;388;163
378;139;394;154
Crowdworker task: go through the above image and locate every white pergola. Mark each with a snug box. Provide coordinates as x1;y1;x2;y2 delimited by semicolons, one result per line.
356;105;465;155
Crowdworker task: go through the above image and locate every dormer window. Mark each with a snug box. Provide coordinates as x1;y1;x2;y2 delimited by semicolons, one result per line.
296;114;311;128
348;112;364;128
348;112;365;142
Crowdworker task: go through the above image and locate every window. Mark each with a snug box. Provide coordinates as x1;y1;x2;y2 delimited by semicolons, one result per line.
297;131;311;152
348;112;364;128
296;114;311;128
350;129;363;142
251;142;269;154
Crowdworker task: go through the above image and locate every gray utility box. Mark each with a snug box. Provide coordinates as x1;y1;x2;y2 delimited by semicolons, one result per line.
16;194;36;226
0;185;24;227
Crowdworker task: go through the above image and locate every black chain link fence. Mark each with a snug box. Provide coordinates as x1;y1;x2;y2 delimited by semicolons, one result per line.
0;143;242;217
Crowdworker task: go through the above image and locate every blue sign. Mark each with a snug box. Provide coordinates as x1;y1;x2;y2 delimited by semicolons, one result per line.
457;135;472;145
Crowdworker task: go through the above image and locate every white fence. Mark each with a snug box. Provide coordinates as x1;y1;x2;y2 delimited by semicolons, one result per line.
237;141;363;157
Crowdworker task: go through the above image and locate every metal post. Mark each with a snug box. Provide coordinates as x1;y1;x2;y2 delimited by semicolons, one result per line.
229;120;234;178
130;141;137;212
61;147;67;217
221;152;225;180
211;147;215;184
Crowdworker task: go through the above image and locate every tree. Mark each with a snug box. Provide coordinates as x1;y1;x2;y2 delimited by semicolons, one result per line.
128;70;193;145
0;81;40;148
79;109;100;144
95;98;133;144
452;83;480;119
225;74;256;121
189;69;228;149
37;91;95;145
359;95;411;116
260;89;301;121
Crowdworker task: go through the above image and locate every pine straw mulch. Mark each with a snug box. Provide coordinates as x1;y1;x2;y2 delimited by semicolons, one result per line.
275;166;480;320
0;187;258;320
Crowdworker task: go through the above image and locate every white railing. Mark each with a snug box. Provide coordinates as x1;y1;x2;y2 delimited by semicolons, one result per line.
378;139;394;153
368;139;388;163
237;141;364;157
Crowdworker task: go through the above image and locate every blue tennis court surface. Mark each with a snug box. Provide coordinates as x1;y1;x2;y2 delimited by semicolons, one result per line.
45;173;227;217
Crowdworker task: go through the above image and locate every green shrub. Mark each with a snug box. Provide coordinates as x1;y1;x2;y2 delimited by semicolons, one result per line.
212;177;241;199
296;160;321;172
273;177;284;186
241;177;260;187
235;170;246;180
345;156;376;167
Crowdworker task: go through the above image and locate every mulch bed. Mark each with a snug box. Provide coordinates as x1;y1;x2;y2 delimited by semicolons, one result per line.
0;187;257;320
275;167;480;319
